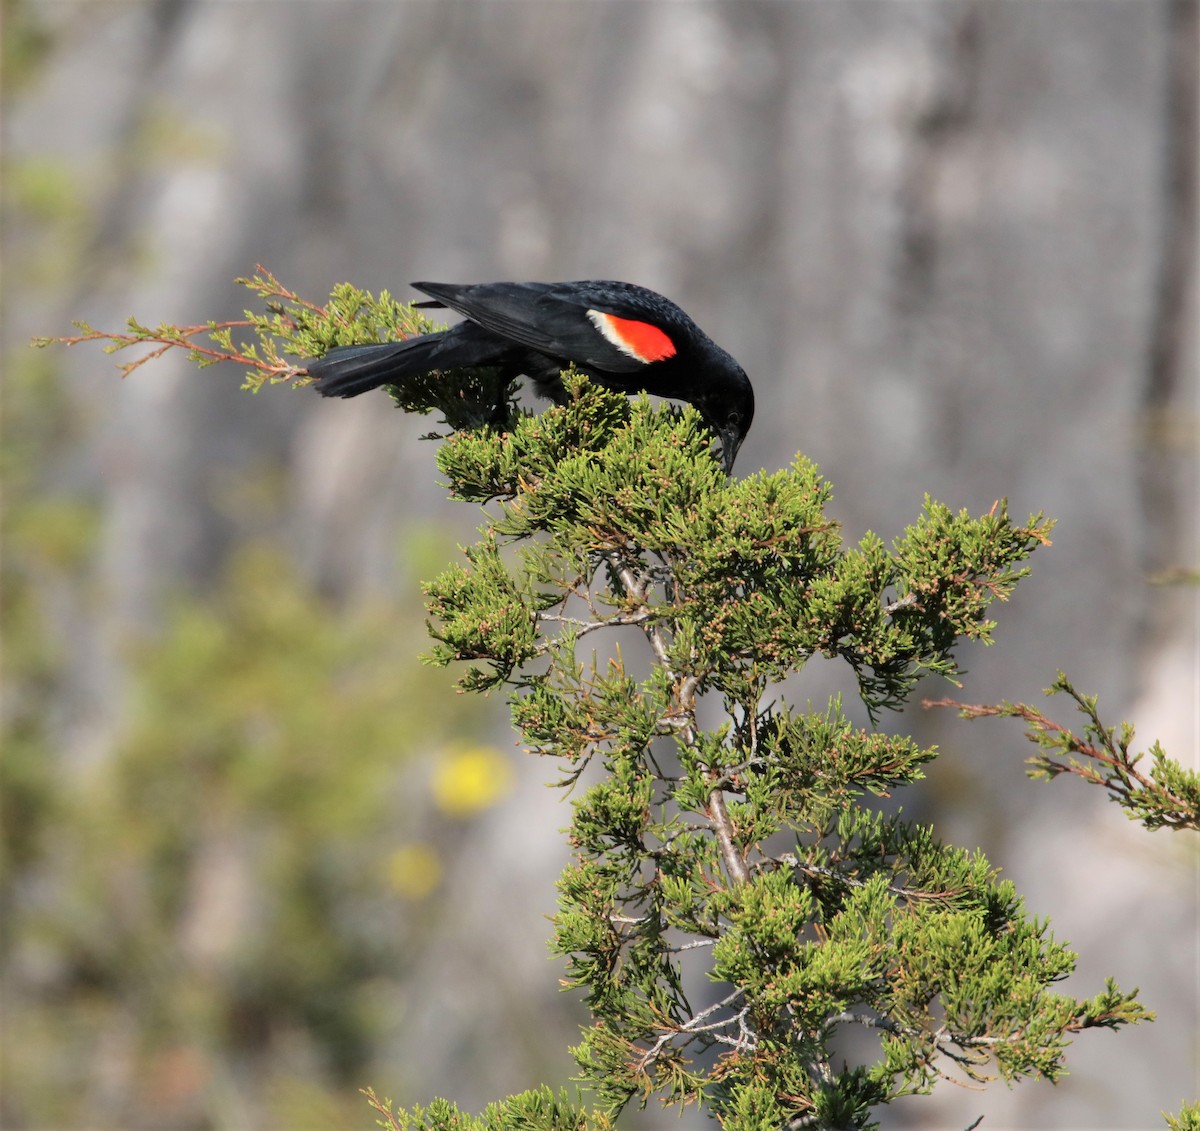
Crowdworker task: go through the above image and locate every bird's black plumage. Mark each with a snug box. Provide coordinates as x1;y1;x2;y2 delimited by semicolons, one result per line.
305;280;754;473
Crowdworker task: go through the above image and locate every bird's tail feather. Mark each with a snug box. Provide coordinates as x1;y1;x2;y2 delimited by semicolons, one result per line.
306;336;449;399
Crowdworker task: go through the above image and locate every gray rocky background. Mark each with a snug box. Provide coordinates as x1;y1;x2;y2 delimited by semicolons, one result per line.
4;1;1196;1127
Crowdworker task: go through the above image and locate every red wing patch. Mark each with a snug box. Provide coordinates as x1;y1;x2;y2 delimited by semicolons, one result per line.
587;310;677;364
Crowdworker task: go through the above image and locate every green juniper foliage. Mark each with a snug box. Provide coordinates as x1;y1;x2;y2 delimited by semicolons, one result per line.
422;375;1147;1128
1164;1101;1200;1131
40;277;1153;1130
363;1085;607;1131
35;267;518;433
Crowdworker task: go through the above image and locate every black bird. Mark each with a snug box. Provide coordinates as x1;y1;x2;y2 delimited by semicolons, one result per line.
305;280;754;473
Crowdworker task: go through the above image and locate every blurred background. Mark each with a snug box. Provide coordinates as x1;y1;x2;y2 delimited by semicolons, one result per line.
2;1;1196;1128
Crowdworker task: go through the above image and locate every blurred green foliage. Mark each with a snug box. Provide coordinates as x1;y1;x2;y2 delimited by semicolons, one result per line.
4;85;532;1116
1;0;54;95
2;325;503;1128
1;524;503;1127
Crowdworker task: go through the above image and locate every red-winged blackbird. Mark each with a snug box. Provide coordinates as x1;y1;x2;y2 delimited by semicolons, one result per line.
305;280;754;473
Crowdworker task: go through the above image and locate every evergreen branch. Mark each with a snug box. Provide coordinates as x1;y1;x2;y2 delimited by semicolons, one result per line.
37;273;1157;1128
602;546;750;887
789;858;966;906
35;318;304;382
925;672;1200;831
425;399;1146;1123
362;1087;406;1131
632;988;753;1076
32;265;493;420
1164;1101;1200;1130
535;609;653;637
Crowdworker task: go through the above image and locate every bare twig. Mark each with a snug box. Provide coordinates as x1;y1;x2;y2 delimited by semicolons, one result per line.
883;592;921;615
40;321;302;382
632;987;751;1073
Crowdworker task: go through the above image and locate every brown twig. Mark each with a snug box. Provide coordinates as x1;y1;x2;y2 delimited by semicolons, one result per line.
44;321;301;381
603;548;749;887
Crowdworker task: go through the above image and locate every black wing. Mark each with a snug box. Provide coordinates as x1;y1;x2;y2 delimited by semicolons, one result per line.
412;281;655;374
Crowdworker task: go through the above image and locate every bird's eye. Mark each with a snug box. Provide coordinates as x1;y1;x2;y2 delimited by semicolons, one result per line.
729;412;741;425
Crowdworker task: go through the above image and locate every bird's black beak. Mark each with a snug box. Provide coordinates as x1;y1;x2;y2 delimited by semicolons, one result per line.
718;425;743;476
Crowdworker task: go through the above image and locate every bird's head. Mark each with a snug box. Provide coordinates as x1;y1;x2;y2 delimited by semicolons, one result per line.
696;357;754;476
